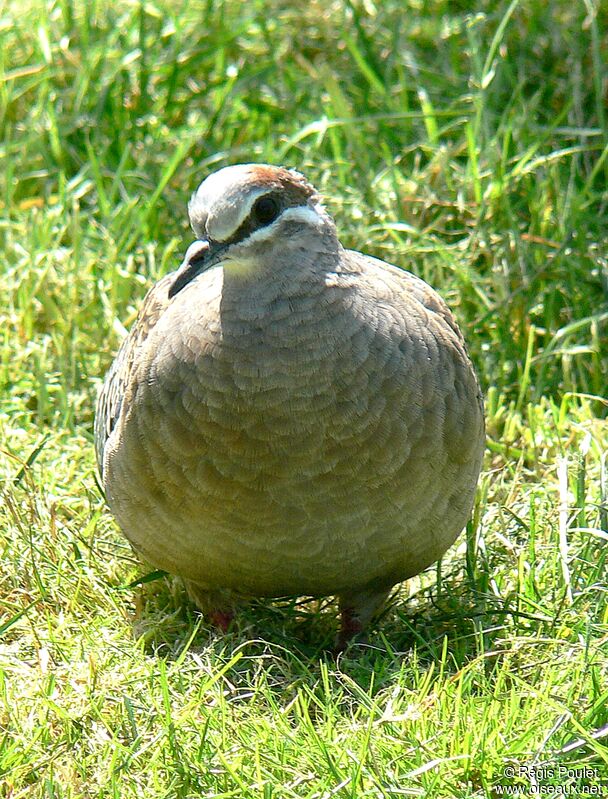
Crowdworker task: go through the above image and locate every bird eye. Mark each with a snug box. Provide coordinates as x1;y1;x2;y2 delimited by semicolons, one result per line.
252;195;280;226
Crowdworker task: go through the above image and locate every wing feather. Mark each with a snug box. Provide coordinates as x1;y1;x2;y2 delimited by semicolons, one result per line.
94;272;175;474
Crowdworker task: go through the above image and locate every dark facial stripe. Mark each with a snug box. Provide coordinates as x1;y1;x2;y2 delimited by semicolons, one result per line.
218;186;312;249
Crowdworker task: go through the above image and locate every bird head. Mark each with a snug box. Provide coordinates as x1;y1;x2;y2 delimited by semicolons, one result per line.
168;164;335;298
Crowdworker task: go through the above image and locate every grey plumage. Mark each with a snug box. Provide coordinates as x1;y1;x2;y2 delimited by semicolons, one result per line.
95;163;485;647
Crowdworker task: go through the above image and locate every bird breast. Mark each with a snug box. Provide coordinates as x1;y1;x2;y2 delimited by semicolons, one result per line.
103;261;483;596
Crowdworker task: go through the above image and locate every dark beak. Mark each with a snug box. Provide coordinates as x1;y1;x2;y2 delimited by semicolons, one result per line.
168;240;226;299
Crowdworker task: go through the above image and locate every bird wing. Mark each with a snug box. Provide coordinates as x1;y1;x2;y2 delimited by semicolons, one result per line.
345;249;467;347
344;249;484;465
94;272;175;475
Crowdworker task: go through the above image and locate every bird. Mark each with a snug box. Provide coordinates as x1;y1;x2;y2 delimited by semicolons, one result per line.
95;163;485;649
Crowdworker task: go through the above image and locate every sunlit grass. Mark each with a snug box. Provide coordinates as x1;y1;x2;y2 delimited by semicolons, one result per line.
1;1;607;796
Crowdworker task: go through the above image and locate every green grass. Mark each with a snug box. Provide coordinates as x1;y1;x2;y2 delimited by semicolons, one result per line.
1;0;607;796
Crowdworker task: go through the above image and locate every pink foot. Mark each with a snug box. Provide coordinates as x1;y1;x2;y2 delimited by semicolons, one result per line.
209;609;235;632
334;606;365;653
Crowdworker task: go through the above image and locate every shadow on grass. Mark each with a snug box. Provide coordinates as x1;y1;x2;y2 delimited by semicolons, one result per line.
124;565;526;696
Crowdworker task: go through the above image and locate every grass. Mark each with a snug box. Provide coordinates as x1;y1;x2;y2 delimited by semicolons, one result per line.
1;0;607;796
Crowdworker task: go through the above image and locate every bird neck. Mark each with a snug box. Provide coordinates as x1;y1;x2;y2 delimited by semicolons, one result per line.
217;244;347;328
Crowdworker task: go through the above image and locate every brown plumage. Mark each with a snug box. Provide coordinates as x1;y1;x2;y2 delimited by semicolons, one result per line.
95;164;485;648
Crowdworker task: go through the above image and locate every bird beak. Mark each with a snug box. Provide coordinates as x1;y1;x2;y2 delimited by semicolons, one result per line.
168;239;227;299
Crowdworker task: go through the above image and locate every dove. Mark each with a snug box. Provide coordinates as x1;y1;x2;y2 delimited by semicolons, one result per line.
95;164;485;648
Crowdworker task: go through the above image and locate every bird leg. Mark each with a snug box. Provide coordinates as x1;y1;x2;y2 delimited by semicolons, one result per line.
208;608;235;632
184;580;236;631
335;585;392;652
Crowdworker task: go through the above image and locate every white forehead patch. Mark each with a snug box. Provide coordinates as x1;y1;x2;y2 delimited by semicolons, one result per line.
187;165;276;242
188;163;321;243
